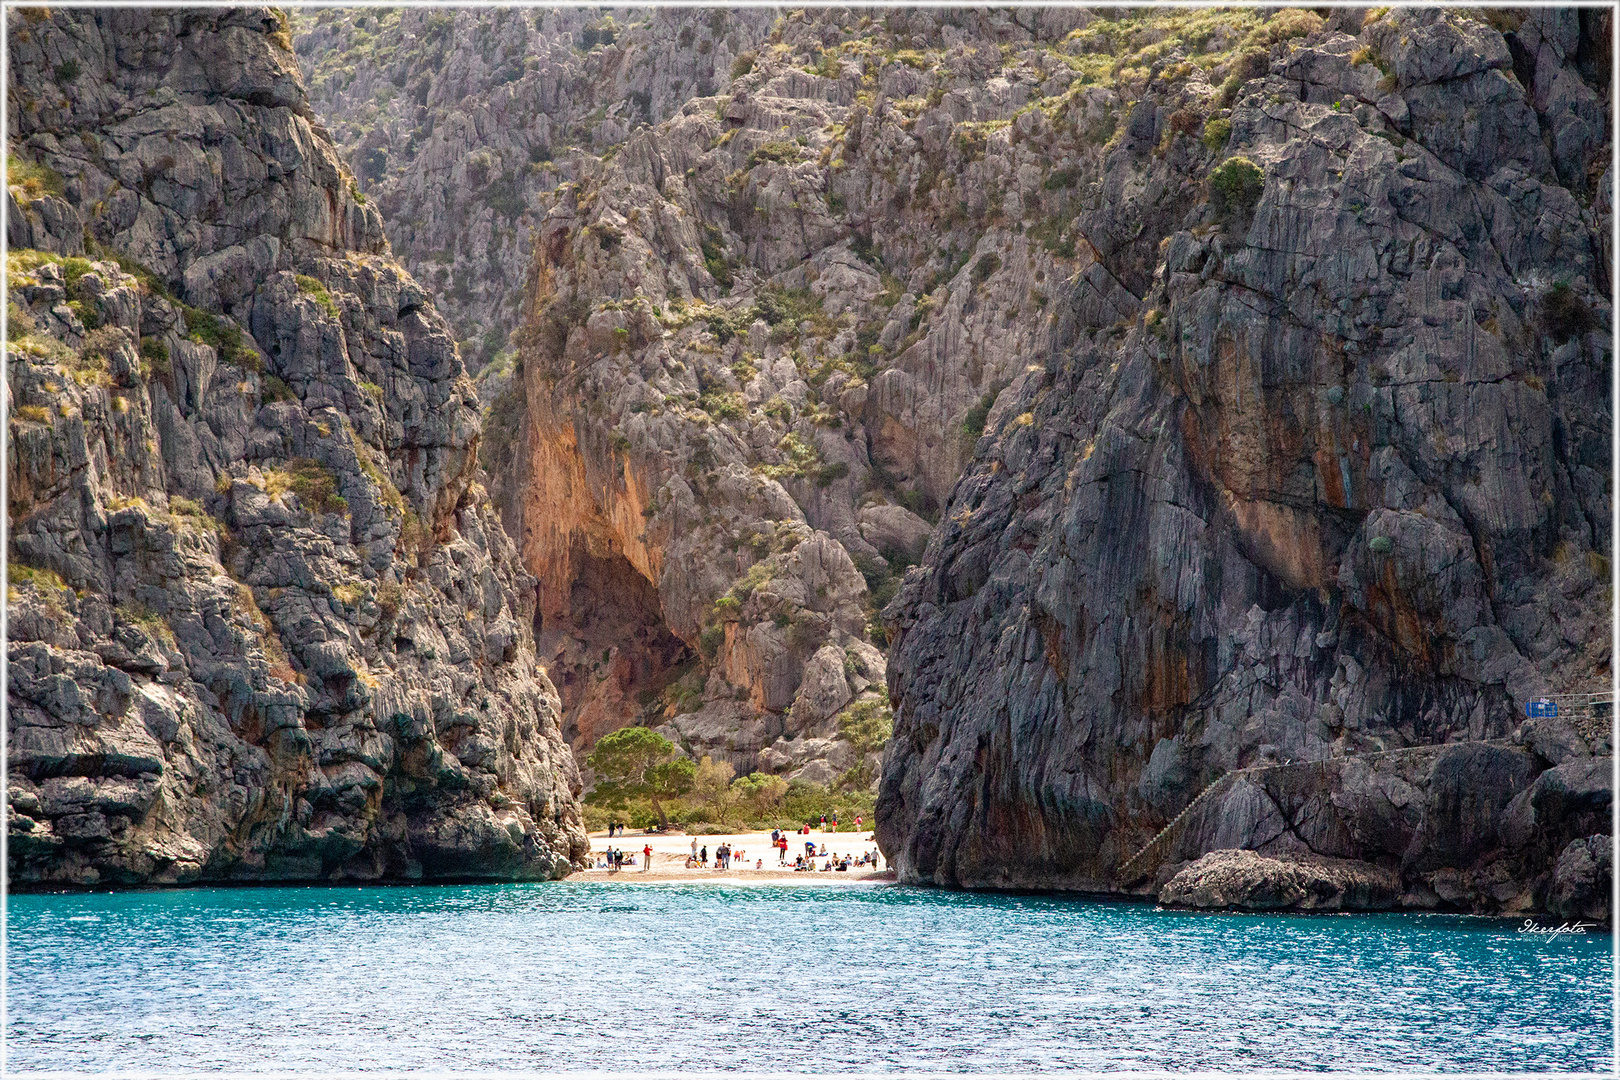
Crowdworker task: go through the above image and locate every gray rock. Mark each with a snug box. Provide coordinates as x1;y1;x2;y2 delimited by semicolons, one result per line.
6;10;588;889
876;10;1611;915
1160;849;1402;912
1546;835;1612;923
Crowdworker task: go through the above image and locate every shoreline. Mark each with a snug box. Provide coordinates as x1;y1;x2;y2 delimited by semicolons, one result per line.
566;828;890;883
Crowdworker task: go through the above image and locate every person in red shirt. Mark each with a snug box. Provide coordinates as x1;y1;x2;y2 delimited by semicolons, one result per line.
642;844;652;871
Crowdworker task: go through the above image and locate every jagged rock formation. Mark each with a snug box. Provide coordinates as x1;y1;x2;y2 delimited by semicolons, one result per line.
297;7;1137;784
6;8;588;888
876;8;1612;918
294;7;779;377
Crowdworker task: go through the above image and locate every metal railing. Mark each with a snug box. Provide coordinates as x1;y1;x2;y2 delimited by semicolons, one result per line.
1533;689;1613;748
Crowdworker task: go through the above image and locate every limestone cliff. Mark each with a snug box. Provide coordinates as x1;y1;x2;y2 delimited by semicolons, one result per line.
294;7;778;375
296;8;1126;785
6;8;588;887
253;6;1606;917
875;8;1612;918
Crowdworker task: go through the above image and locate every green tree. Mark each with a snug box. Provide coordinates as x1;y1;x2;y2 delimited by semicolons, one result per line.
731;771;789;817
585;727;696;826
693;755;739;824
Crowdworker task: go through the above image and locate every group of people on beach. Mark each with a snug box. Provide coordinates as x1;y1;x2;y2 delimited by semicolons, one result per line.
593;818;883;873
769;828;882;872
792;849;881;872
684;840;751;869
600;843;654;871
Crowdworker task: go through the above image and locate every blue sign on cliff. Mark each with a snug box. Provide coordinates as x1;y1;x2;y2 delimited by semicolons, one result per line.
1526;699;1558;718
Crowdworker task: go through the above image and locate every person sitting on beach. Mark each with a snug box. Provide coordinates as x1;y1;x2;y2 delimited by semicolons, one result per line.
817;844;827;857
685;855;698;868
755;858;763;870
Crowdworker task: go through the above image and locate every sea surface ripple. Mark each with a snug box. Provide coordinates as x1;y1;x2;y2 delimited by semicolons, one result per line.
7;880;1612;1072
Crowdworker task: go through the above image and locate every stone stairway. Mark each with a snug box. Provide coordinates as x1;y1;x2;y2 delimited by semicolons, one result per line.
1116;770;1246;886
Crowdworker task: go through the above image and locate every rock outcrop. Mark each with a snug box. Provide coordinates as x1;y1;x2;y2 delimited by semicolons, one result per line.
876;8;1612;918
1159;849;1401;912
6;8;588;888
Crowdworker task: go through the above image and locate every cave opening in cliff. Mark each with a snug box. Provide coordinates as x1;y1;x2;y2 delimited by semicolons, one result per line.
538;540;692;753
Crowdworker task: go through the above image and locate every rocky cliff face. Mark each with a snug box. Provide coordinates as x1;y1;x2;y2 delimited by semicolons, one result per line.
6;8;588;887
293;7;778;377
295;8;1125;782
876;8;1612;918
166;7;1608;916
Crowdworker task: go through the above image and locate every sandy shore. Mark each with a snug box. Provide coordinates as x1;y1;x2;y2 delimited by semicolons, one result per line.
567;829;893;883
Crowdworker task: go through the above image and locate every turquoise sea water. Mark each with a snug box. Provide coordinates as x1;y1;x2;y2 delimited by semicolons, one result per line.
6;880;1613;1072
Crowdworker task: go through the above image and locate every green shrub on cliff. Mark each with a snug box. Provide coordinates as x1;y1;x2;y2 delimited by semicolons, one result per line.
1202;116;1232;151
295;274;340;320
1209;156;1265;221
183;306;258;371
837;698;893;755
7;153;64;199
266;458;348;516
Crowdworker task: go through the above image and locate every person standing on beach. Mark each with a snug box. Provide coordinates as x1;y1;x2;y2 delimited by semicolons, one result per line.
700;844;708;866
820;814;827;831
691;837;698;860
643;843;652;871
